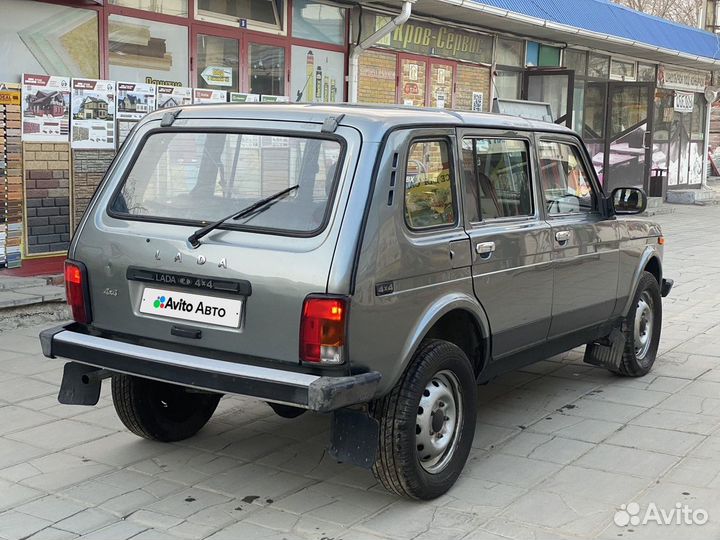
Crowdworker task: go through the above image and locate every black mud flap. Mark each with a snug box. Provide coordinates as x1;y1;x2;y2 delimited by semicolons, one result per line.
58;362;103;406
328;408;379;469
583;327;626;371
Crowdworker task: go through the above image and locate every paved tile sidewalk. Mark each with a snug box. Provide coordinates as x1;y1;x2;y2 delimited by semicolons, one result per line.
1;205;720;539
0;275;64;310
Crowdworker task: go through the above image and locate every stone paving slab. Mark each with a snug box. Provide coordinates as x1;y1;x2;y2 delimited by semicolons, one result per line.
0;206;719;539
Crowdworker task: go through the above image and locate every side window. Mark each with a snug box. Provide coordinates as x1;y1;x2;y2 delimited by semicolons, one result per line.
538;141;597;214
404;140;456;229
461;138;532;221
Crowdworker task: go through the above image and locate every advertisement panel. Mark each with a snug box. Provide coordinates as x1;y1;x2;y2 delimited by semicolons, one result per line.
156;85;192;109
21;74;71;142
290;46;344;103
71;78;116;150
193;89;227;104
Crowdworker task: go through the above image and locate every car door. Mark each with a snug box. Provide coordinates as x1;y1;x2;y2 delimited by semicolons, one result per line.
536;135;620;338
459;130;554;359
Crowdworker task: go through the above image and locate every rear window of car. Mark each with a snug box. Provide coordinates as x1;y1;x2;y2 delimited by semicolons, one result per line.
109;131;344;235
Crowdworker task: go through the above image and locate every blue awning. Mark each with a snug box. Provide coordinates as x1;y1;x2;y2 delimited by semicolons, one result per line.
471;0;720;62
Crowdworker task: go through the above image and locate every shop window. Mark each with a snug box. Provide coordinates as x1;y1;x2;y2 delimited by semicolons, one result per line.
400;58;426;107
109;0;187;17
108;14;189;86
610;84;648;137
564;49;587;76
583;83;607;139
0;0;99;81
495;70;521;100
538;141;596;214
572;80;585;135
196;34;239;92
249;43;285;96
610;59;636;81
462;139;532;220
588;54;610;79
691;93;706;140
404;140;456;229
527;42;560;67
496;38;523;67
292;0;345;46
638;63;656;82
196;0;283;30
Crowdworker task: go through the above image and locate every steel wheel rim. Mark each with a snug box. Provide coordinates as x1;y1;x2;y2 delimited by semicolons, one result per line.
634;291;654;360
416;370;463;474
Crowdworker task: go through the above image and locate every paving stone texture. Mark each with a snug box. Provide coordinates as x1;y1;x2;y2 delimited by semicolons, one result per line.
0;204;720;539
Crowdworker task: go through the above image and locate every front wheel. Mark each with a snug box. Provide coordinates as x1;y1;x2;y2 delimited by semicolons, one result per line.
371;340;477;500
615;271;662;377
111;375;221;442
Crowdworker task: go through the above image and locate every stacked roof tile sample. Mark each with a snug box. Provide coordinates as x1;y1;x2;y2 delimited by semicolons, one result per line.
1;93;24;268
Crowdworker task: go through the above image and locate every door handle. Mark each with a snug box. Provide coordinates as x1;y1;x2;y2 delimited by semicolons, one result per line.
475;241;496;255
555;230;571;243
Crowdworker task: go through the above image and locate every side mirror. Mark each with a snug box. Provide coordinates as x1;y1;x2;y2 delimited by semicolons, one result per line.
611;187;647;215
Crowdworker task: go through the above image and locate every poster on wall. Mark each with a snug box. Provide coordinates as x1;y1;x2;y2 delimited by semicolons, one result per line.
117;82;155;120
193;89;227;104
71;78;116;150
472;92;484;112
230;92;260;103
156;85;192;109
290;46;344;103
107;14;189;87
21;74;70;142
0;0;99;83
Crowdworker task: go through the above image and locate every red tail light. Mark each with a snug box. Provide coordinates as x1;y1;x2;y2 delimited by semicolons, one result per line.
299;295;347;364
65;260;91;324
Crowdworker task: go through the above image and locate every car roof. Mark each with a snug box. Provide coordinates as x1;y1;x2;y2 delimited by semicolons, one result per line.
146;103;576;142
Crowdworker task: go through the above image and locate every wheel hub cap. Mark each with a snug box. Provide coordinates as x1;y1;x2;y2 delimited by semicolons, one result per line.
416;370;463;474
634;291;654;360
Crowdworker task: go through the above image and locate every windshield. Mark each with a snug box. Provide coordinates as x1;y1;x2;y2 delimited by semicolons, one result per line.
110;131;344;235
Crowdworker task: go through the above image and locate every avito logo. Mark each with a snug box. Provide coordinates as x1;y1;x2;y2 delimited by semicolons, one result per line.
152;295;227;318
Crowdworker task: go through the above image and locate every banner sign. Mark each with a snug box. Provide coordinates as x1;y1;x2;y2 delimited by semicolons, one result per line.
21;74;70;142
674;91;694;113
658;65;707;92
230;93;260;103
361;12;493;64
156;85;192;109
201;66;232;87
0;83;21;106
193;88;227;104
117;82;155;120
71;78;116;150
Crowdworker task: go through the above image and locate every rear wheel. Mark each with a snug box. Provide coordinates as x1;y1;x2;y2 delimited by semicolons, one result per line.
615;271;662;377
371;340;477;499
111;375;221;442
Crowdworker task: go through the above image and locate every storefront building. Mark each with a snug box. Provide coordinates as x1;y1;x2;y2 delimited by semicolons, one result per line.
1;0;719;270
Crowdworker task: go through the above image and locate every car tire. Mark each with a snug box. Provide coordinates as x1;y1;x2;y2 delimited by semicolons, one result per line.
371;339;477;500
615;271;662;377
111;375;221;442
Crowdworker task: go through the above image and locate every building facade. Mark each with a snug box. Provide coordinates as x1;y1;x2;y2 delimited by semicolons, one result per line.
1;0;719;268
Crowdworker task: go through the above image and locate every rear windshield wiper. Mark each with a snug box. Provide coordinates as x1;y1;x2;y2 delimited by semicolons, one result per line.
188;184;299;248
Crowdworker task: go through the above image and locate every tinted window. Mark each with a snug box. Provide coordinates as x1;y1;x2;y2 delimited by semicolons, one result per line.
111;132;342;234
538;141;597;214
462;138;532;221
404;140;456;229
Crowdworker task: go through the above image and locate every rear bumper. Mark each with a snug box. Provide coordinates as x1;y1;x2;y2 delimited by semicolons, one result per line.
40;324;381;413
661;278;673;297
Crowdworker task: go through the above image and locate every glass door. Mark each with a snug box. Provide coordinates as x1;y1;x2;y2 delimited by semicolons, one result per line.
428;61;455;109
398;55;427;107
194;29;240;93
523;68;575;126
245;36;287;98
603;82;654;192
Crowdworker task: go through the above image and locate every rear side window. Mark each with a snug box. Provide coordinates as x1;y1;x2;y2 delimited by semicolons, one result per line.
462;138;533;221
110;132;343;235
404;140;456;229
537;141;597;214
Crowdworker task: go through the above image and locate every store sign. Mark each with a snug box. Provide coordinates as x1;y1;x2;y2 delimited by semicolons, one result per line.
201;66;232;87
658;65;707;92
0;83;20;106
674;91;694;113
362;12;492;64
